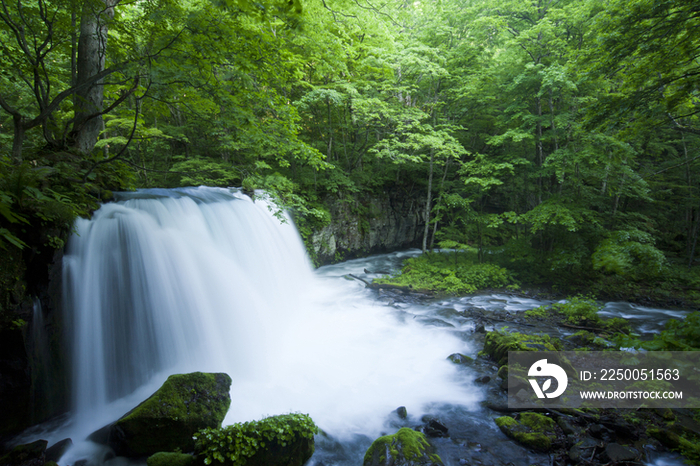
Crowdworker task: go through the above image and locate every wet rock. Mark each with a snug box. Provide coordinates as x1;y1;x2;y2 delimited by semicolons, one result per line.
90;372;231;457
655;408;675;421
568;445;582;462
421;417;449;438
447;353;473;365
396;406;408;419
474;323;486;333
588;423;611;440
0;440;47;466
601;418;635;439
363;427;442;466
603;443;639;462
474;376;491;385
494;412;558;452
670;410;700;437
45;438;72;463
415;316;454;328
556;417;578;436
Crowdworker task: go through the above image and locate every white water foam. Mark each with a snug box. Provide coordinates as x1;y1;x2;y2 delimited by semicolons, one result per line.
58;187;477;462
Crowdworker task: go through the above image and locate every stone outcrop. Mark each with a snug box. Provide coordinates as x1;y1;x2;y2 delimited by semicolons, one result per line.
0;249;68;439
310;194;425;265
90;372;231;457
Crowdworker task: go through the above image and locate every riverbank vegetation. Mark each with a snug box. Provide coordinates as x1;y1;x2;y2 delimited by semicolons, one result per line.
1;0;699;321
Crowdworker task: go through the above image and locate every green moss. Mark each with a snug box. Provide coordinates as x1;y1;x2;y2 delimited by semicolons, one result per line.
495;414;557;452
363;427;442;466
0;440;48;466
121;372;231;425
518;412;555;431
147;452;195;466
524;306;550;319
495;416;518;429
111;372;232;456
483;330;561;367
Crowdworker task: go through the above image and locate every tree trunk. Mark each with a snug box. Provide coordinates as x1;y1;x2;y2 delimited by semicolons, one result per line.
689;205;700;269
11;114;25;162
535;96;544;205
72;0;117;155
422;150;434;253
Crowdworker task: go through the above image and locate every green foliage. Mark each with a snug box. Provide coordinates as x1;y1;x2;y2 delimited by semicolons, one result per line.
550;296;602;325
592;229;668;279
374;252;515;294
613;312;700;351
194;413;317;466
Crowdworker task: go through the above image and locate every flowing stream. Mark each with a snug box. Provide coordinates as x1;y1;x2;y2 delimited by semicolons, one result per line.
21;187;689;466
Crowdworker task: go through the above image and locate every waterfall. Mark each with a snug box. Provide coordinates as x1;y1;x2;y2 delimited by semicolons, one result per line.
62;186;476;445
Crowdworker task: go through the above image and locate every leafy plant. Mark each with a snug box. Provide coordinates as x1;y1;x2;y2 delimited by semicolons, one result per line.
550;296;602;325
193;413;317;466
592;229;667;279
613;312;700;351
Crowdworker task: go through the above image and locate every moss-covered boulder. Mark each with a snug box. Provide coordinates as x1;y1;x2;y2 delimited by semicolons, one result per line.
482;331;560;367
92;372;231;457
363;427;442;466
194;413;317;466
0;439;47;466
494;412;558;452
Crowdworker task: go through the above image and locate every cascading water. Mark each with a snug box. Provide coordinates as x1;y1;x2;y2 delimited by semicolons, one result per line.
59;186;478;464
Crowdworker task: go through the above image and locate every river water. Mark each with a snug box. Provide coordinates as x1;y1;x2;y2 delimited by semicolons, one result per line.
16;187;689;466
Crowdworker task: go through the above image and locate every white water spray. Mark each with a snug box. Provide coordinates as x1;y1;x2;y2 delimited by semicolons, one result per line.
62;187;477;452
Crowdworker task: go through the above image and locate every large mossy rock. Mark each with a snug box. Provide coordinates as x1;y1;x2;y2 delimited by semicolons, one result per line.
92;372;231;457
495;413;558;452
0;439;47;466
363;427;442;466
482;331;560;367
194;413;317;466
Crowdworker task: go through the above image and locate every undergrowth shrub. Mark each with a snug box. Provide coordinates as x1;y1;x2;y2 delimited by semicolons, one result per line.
613;312;700;351
374;252;515;294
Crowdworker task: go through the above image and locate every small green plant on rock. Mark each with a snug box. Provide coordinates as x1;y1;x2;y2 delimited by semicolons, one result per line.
194;413;317;466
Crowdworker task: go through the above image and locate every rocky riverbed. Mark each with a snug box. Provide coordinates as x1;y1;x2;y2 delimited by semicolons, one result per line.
3;250;697;466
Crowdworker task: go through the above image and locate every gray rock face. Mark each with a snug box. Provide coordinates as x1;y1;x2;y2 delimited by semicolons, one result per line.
310;195;425;264
603;443;639;463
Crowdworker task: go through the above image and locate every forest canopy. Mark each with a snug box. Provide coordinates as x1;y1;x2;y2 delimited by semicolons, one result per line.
1;0;699;301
